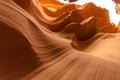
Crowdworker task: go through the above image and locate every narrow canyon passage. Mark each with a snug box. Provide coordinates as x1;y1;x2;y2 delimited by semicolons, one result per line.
0;0;120;80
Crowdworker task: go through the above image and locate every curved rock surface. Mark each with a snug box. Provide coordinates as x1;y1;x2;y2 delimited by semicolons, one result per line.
0;0;120;80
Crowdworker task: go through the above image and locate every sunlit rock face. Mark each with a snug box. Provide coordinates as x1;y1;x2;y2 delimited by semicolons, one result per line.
113;0;120;4
113;0;120;14
0;0;120;80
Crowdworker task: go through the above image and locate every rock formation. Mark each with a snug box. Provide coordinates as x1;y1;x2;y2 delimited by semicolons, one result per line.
0;0;120;80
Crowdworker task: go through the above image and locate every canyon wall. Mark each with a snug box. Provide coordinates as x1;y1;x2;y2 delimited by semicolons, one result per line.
0;0;120;80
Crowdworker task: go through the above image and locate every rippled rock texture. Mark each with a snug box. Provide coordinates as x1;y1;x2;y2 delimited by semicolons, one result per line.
0;0;120;80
